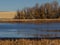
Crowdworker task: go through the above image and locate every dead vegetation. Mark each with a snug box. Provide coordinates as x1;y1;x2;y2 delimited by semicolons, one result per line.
0;38;60;45
15;1;60;19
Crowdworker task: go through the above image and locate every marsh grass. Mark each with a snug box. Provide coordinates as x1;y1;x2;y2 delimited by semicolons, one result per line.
0;38;60;45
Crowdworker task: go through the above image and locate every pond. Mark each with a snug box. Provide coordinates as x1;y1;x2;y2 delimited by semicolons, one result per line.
0;23;60;38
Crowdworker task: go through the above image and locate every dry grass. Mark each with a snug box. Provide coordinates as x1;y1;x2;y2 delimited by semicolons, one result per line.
0;38;60;45
0;12;16;18
0;19;60;23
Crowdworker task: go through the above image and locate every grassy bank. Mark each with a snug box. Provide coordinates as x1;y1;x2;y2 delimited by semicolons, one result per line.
0;19;60;23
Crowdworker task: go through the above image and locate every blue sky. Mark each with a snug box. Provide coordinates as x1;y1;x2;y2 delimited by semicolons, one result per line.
0;0;60;11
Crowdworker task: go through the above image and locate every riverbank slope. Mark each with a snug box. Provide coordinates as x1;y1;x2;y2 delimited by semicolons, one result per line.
0;19;60;23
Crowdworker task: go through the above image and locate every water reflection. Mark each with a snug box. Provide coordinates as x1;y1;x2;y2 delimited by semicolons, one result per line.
0;23;60;38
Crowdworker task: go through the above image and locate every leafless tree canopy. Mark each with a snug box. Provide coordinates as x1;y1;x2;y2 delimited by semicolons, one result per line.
14;1;60;19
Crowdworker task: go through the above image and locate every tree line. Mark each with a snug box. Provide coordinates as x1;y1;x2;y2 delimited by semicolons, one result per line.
14;1;60;19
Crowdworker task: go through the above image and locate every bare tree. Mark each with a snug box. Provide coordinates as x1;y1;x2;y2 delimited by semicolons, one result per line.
14;1;60;19
14;10;20;19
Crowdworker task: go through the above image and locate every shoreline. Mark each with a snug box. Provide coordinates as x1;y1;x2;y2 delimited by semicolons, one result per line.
0;19;60;23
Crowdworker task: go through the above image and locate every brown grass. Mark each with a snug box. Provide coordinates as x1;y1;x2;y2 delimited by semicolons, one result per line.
0;19;60;23
0;38;60;45
0;12;16;18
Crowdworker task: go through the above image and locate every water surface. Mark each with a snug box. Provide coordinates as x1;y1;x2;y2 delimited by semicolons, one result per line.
0;23;60;38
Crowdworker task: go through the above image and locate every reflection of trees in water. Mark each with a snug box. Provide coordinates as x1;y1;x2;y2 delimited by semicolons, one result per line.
29;28;59;38
16;29;38;37
16;22;59;38
16;29;59;38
